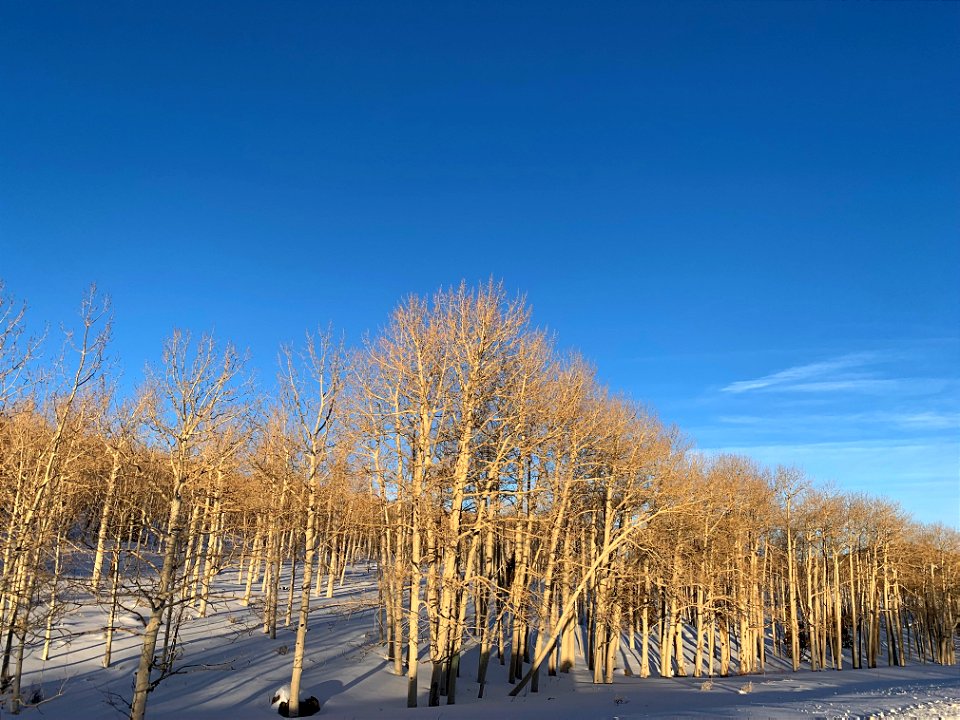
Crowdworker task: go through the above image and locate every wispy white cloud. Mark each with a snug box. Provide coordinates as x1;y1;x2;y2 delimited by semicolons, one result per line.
718;410;960;431
721;353;879;394
717;415;766;425
781;379;896;393
701;437;941;455
715;351;933;395
896;411;960;430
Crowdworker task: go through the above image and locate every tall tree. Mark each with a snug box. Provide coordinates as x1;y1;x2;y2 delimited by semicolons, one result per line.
280;331;342;718
129;332;248;720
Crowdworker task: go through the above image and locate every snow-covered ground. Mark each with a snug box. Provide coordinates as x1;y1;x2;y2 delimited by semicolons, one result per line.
16;565;960;719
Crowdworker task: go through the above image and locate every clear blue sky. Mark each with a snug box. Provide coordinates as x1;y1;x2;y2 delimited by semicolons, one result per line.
2;2;957;526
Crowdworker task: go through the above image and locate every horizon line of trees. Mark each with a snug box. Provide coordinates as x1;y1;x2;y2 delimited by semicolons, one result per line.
0;280;957;719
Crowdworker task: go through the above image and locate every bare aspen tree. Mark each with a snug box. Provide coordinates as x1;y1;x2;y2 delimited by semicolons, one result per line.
129;332;247;720
360;292;451;708
776;467;806;672
91;392;144;591
0;283;41;412
525;357;598;689
510;406;688;696
1;287;109;713
427;283;532;706
280;331;342;718
351;361;408;676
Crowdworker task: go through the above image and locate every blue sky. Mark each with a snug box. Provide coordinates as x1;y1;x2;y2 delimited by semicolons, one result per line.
2;2;957;526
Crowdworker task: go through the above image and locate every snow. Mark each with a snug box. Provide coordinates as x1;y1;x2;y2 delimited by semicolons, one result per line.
271;686;291;709
14;564;960;719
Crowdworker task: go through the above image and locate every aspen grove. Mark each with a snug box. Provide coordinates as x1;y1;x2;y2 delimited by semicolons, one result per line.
0;281;957;718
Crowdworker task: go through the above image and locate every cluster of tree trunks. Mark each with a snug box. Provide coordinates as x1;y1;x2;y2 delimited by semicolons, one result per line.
0;281;957;718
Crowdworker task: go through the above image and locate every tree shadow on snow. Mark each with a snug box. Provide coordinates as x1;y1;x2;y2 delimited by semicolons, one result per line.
312;679;344;705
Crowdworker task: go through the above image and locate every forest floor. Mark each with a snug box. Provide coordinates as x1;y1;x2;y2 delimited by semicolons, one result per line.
14;564;960;719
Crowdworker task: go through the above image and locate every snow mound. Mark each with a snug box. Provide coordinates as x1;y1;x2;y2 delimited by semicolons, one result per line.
270;685;290;708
